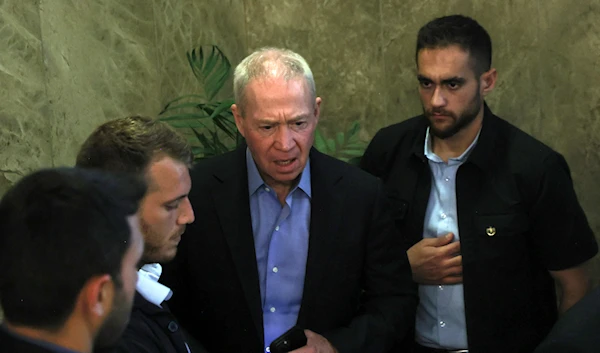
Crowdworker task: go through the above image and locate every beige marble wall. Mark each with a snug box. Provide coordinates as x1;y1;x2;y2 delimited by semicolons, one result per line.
154;0;246;107
0;0;50;195
536;0;600;284
0;0;45;325
40;0;161;166
0;0;247;171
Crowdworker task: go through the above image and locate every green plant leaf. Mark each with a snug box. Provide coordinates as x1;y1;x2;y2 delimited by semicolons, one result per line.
339;149;365;157
335;132;345;148
311;122;367;160
208;100;235;119
191;128;220;157
160;102;206;114
167;120;210;129
160;94;207;113
326;138;336;152
213;116;236;139
187;46;231;101
313;129;328;153
158;113;212;122
210;130;232;154
347;121;360;137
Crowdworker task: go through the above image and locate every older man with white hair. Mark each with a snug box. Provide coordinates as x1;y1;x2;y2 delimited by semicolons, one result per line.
161;47;418;353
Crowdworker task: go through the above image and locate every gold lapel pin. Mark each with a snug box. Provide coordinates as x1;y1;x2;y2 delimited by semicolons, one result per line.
486;226;496;237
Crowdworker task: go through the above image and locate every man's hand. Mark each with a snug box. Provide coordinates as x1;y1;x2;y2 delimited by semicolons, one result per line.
288;330;338;353
407;233;463;285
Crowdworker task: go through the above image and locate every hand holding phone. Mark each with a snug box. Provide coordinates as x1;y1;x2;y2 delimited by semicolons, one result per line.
269;326;307;353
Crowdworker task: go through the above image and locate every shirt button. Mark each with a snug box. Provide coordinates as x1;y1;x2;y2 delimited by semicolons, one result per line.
270;307;276;313
168;321;179;332
438;285;443;290
441;213;447;219
265;187;270;192
272;267;278;273
275;226;280;231
445;177;450;182
439;321;446;328
266;348;271;353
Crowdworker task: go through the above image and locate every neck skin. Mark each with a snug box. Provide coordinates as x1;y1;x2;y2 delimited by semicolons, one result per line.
431;107;483;163
269;180;300;206
5;319;92;353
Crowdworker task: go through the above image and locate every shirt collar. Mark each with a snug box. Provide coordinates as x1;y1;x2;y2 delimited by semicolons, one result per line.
136;263;172;307
424;126;482;164
246;147;312;198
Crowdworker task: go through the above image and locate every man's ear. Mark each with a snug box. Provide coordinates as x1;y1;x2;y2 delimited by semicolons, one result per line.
314;97;322;123
231;104;246;138
80;274;114;321
481;68;497;96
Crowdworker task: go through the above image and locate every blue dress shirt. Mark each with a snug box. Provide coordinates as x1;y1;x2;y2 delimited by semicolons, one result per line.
415;127;480;350
246;148;311;353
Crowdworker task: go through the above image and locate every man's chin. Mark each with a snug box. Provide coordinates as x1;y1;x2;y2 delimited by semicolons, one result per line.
430;125;458;139
160;248;178;263
141;252;177;265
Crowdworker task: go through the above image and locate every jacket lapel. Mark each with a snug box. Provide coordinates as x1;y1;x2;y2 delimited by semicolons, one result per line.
211;147;264;343
297;149;345;326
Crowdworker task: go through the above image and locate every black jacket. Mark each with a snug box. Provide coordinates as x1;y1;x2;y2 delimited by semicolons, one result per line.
102;291;206;353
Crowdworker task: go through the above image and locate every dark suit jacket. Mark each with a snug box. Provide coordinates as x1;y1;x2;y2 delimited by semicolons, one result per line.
0;326;74;353
161;146;417;353
98;291;204;353
534;286;600;353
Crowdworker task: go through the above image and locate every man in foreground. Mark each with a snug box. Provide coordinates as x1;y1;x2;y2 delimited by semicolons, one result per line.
0;167;145;353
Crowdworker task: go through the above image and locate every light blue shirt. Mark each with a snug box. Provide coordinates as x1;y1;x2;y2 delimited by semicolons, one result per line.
246;148;311;353
415;127;480;350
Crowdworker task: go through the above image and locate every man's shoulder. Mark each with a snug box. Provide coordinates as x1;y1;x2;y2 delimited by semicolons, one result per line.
190;148;241;182
111;292;184;353
131;291;161;314
360;115;425;177
490;114;563;167
0;328;62;353
369;115;426;148
312;149;382;191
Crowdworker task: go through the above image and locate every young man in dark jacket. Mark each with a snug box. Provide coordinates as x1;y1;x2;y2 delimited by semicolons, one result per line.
78;116;205;353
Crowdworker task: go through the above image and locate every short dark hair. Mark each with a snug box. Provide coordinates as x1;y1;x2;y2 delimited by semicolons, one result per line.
0;167;146;330
416;14;492;76
76;116;193;176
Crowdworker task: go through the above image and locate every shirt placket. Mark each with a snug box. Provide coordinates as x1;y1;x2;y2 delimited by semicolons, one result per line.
436;162;457;343
263;197;292;325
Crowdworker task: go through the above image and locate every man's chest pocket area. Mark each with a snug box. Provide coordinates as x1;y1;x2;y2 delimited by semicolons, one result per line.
470;212;530;270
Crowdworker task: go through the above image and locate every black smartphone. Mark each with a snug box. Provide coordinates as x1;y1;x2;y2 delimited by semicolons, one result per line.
269;326;307;353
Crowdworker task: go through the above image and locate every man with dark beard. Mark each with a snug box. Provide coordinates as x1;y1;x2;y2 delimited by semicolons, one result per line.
77;116;201;353
360;14;597;353
0;167;145;353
